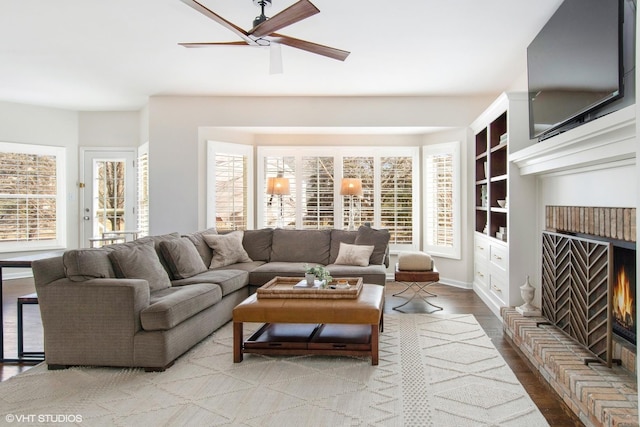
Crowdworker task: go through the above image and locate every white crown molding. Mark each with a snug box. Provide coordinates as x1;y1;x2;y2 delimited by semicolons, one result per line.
510;105;636;176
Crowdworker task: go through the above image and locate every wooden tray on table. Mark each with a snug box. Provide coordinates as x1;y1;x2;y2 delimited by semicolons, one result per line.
256;276;363;299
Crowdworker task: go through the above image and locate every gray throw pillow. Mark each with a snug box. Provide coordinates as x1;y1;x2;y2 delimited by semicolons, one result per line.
63;248;115;282
334;242;375;267
108;241;171;291
203;231;252;269
354;225;390;265
159;237;208;279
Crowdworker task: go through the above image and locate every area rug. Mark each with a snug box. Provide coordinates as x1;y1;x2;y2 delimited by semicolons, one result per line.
0;314;548;426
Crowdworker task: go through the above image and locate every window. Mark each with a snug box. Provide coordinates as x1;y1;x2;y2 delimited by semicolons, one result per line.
423;141;461;259
257;147;419;250
0;142;66;251
137;143;149;238
207;141;254;230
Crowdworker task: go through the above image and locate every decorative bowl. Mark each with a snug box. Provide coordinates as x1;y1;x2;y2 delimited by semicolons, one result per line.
497;199;507;208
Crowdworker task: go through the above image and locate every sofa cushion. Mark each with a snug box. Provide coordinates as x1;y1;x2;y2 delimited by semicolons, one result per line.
325;263;388;286
171;269;249;297
243;228;273;262
141;283;222;331
248;261;310;287
159;237;208;279
354;226;390;265
329;230;357;264
109;241;172;291
270;229;331;264
62;248;115;282
334;242;375;267
183;227;217;267
203;231;252;268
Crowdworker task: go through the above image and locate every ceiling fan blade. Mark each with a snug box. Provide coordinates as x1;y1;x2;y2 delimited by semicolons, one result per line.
179;41;250;48
250;0;320;38
180;0;253;44
270;34;350;61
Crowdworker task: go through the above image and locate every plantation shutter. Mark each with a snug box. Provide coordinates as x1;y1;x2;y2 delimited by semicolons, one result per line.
0;142;66;250
423;141;461;259
215;153;248;231
263;155;295;228
136;143;149;237
380;156;413;244
342;157;374;229
301;156;334;229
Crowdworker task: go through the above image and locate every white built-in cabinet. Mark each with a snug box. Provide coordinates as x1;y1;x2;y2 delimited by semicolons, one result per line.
471;93;538;317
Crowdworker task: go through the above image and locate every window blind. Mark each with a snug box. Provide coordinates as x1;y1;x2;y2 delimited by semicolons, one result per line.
137;145;149;237
0;143;65;250
215;153;248;231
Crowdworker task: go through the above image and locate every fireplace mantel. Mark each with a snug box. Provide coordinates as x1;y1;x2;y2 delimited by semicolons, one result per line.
510;105;636;176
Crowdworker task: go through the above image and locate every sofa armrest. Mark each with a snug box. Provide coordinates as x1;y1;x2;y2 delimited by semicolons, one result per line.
36;278;151;367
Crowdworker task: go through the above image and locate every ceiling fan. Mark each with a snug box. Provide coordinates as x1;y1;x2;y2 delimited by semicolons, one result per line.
179;0;350;67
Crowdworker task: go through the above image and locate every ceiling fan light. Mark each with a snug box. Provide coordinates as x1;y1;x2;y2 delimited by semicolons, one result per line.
270;42;283;74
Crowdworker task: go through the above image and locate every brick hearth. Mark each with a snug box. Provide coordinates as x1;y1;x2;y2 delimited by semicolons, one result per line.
502;308;638;427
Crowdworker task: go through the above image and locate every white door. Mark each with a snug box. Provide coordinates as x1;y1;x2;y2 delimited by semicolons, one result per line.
80;149;137;247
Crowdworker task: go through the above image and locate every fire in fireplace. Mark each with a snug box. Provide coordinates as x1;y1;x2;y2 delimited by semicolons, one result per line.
612;246;636;345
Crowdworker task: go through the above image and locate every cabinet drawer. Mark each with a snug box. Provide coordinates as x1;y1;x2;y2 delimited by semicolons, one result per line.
489;243;507;270
474;235;489;260
489;274;506;304
474;262;488;287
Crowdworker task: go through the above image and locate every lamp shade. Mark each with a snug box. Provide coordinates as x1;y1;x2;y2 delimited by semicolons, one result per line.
266;177;290;195
340;178;363;196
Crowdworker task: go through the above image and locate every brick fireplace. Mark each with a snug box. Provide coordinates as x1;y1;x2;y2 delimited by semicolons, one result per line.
503;205;637;427
545;206;637;361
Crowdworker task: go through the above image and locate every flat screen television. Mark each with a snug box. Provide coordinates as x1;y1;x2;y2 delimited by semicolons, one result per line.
527;0;636;140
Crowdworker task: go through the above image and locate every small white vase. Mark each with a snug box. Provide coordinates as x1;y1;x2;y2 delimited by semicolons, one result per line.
305;273;316;286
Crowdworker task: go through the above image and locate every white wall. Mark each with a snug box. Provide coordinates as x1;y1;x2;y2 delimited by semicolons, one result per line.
78;111;141;147
0;101;79;258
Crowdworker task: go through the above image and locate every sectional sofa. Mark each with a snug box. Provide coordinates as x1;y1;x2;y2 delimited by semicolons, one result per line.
31;226;390;371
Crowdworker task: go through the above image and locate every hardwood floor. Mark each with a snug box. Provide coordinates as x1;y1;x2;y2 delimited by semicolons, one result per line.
1;278;583;426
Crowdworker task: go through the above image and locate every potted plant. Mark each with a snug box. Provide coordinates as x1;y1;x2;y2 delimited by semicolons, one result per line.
304;264;332;287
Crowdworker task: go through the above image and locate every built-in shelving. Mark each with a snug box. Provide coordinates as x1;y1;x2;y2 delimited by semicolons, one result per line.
470;93;537;317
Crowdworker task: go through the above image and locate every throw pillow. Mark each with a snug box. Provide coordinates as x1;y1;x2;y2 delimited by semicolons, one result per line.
63;248;115;282
354;225;390;265
108;241;171;291
159;237;208;279
334;242;375;267
203;231;252;269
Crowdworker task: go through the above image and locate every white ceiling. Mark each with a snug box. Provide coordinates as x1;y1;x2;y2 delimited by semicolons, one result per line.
0;0;563;111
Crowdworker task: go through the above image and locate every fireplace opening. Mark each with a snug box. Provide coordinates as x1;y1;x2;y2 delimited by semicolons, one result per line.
612;245;636;345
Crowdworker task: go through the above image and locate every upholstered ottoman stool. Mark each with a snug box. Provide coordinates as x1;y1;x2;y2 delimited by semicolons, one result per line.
393;251;442;312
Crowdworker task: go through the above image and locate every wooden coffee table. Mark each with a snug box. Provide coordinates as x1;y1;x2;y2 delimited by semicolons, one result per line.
232;283;384;365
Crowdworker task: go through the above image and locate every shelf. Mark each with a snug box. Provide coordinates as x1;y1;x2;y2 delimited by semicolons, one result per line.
490;142;508;153
475;152;488;161
475;179;488;185
490;175;507;182
476;206;488;211
491;207;507;213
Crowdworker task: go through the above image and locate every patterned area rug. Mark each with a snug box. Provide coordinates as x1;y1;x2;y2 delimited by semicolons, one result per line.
0;314;548;426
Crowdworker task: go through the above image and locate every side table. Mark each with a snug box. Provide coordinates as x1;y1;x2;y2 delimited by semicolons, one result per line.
0;251;63;364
